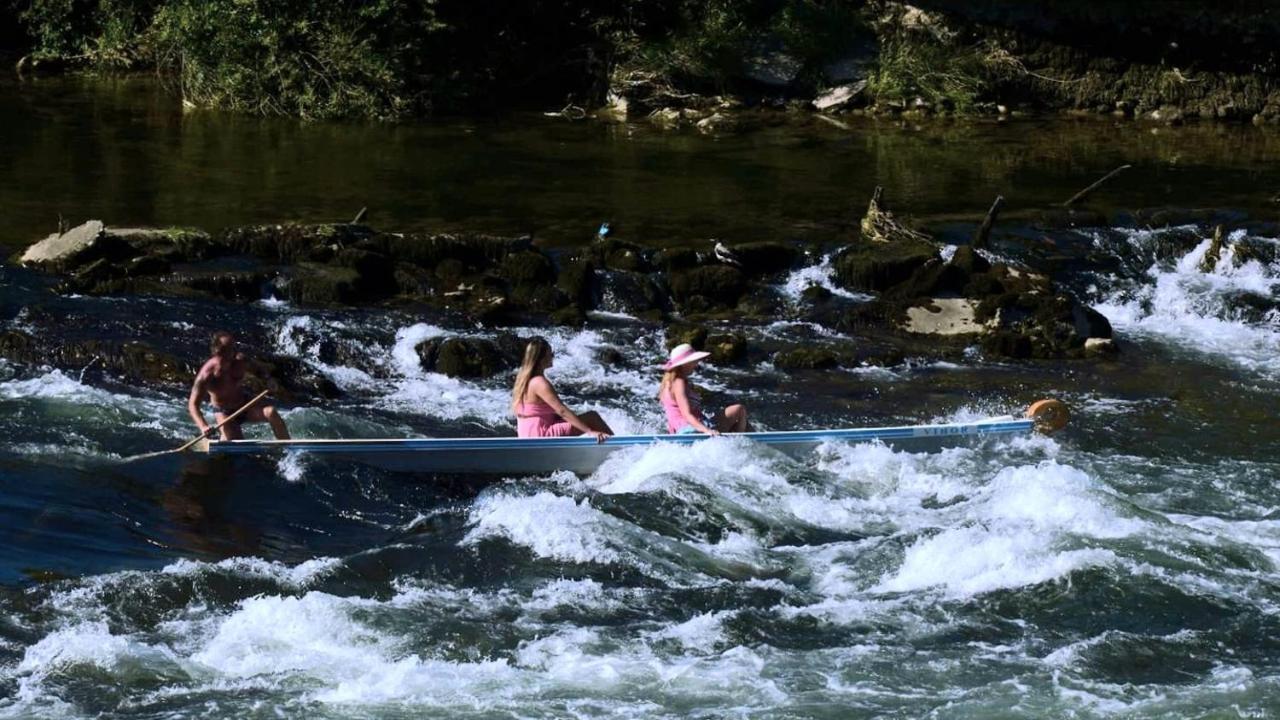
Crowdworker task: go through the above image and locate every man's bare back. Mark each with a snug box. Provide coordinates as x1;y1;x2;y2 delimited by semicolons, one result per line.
188;332;290;441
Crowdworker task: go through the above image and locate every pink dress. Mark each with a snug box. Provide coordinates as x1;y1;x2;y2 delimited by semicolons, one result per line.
660;385;705;434
516;401;578;438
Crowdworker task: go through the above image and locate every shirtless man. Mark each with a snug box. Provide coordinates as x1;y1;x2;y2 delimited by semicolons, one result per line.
187;331;290;440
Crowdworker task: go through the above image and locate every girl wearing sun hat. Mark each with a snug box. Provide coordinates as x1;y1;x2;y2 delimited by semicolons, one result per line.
658;343;749;435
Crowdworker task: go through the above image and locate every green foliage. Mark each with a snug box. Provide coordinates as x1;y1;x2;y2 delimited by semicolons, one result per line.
615;0;868;93
869;37;996;111
13;0;876;118
149;0;441;119
17;0;153;65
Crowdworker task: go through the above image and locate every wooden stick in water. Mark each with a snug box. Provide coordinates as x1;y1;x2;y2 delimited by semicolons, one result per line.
1062;164;1131;207
124;390;270;462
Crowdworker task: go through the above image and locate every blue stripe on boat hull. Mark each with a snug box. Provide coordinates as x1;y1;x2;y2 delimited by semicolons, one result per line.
204;418;1034;475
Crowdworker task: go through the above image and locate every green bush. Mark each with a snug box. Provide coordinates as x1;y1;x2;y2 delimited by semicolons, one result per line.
149;0;439;119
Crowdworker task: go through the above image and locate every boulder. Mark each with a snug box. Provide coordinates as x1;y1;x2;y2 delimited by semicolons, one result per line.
977;291;1113;358
594;239;652;273
744;47;803;87
382;232;531;271
654;247;701;272
498;250;556;286
705;333;748;365
557;256;597;309
902;298;988;336
834;238;938;292
1084;337;1119;357
669;266;748;309
110;227;218;264
18;220;137;272
773;348;839;370
664;322;708;351
949;245;991;275
165;269;271;301
414;336;521;378
814;80;868;112
696;113;737;133
598;270;667;315
217;223;377;264
281;263;366;305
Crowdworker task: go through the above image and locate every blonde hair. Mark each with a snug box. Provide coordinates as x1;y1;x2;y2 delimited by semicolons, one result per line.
657;366;685;400
512;337;552;413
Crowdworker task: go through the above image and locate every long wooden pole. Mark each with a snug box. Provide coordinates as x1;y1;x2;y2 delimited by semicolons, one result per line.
1062;164;1131;207
124;389;270;462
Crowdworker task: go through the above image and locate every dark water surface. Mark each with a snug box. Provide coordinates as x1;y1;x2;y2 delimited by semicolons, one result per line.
3;75;1280;718
4;74;1280;254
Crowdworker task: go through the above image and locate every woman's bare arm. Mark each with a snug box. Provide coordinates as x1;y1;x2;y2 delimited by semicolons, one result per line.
533;378;607;437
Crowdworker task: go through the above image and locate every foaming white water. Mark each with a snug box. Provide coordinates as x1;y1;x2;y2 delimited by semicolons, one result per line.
0;370;191;453
389;322;454;377
274;315;378;390
875;462;1135;597
1094;228;1280;376
463;491;622;565
780;253;872;302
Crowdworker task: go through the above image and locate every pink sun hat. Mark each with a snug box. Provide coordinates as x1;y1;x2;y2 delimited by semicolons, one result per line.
663;343;711;370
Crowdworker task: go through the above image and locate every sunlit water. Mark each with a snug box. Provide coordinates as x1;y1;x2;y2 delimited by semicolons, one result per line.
3;77;1280;718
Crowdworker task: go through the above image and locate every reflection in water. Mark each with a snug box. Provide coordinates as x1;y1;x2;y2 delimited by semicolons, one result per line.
3;75;1280;258
160;457;263;559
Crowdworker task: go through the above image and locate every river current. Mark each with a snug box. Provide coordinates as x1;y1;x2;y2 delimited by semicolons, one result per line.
2;76;1280;718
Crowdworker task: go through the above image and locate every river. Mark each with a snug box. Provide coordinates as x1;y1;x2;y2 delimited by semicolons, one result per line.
2;74;1280;718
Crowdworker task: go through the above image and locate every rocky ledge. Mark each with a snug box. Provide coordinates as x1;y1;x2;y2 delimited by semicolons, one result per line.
8;197;1118;384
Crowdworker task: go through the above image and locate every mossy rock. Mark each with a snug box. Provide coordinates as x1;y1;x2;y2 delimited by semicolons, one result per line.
801;284;833;303
557;256;596;309
551;305;588;327
887;258;972;299
284;263;364;305
166;269;271;301
587;239;649;273
773;348;839;370
664;322;708;350
415;337;514;378
654;247;700;272
499;250;556;285
384;232;530;271
510;282;565;313
217;223;376;263
705;333;748;365
598;270;667;315
669;266;749;309
833;239;938;293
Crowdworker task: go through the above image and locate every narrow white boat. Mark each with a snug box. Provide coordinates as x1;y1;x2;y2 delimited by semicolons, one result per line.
196;404;1063;475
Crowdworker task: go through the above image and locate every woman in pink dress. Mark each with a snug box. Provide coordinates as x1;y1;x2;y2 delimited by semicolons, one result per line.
512;338;613;442
657;343;749;435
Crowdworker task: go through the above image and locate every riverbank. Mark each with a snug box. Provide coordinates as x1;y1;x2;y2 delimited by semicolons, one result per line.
9;2;1280;124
